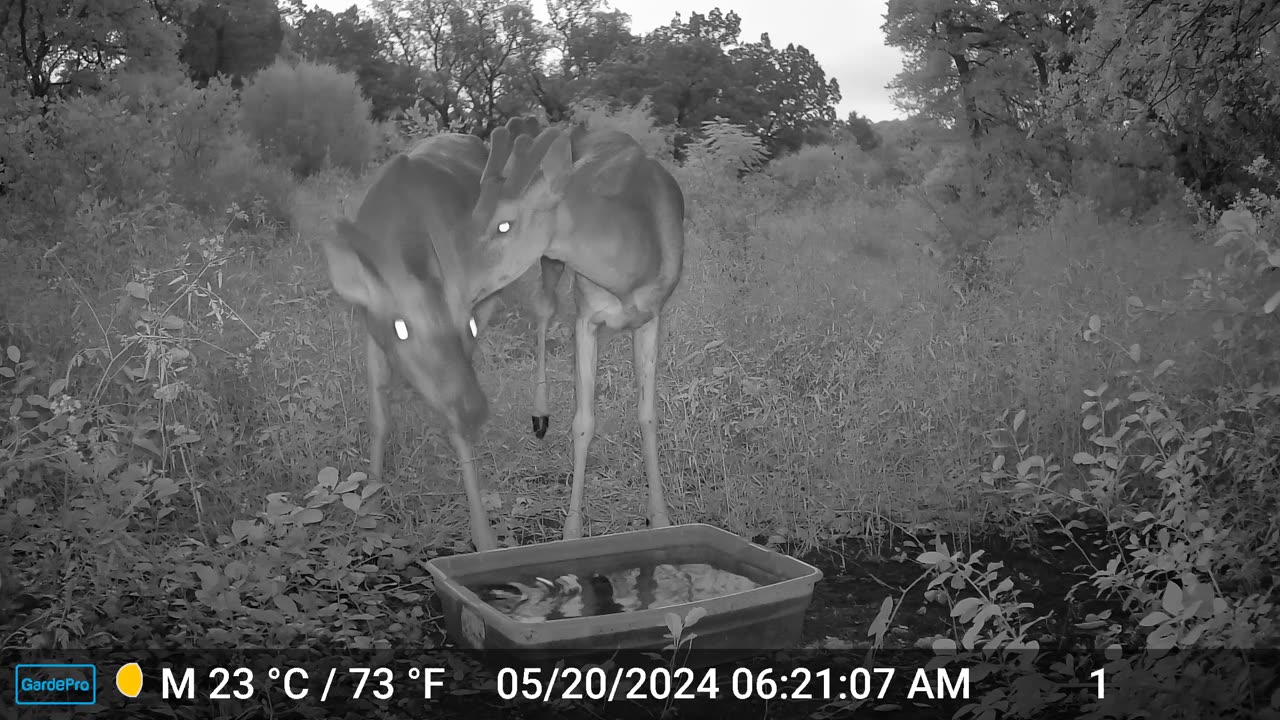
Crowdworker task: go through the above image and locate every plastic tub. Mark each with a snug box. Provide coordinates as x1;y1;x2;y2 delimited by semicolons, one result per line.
425;523;823;658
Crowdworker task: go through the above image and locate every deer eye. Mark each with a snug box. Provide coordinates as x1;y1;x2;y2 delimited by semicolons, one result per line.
468;317;478;338
393;319;409;341
497;220;512;234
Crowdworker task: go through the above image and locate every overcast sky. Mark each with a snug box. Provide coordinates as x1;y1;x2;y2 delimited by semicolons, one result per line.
310;0;905;122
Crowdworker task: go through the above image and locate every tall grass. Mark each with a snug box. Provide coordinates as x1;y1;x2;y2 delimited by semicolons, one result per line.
257;122;1228;552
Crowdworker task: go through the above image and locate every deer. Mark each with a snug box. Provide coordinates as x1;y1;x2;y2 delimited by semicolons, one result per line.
459;118;685;544
318;119;537;552
319;116;684;552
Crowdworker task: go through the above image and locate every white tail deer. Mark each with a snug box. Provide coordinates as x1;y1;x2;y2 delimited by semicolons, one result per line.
319;119;540;552
461;118;685;542
320;116;684;550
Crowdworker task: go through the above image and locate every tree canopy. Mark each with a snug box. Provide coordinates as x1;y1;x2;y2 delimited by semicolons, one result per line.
882;0;1280;201
0;0;847;156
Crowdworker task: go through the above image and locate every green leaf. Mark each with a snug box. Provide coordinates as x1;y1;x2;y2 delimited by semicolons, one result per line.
664;612;682;638
273;594;299;615
1161;581;1184;615
931;638;957;653
685;606;708;627
1139;610;1171;627
1216;208;1256;236
1146;624;1177;650
1264;288;1280;314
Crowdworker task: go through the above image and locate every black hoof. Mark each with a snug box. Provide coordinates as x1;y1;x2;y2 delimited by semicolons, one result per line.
532;415;550;439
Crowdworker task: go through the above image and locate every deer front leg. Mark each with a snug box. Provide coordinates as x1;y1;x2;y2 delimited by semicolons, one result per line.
449;431;498;552
366;334;392;479
564;310;600;541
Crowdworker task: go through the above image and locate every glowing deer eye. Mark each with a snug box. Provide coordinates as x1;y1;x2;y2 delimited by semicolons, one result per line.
393;319;409;341
468;317;478;338
497;221;512;234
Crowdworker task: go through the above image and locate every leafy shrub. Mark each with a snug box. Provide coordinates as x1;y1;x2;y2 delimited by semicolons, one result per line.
178;134;298;236
570;98;675;160
372;117;411;163
166;76;241;180
683;117;768;178
0;87;60;226
932;156;1280;719
5;89;171;220
239;59;378;177
766;141;903;203
768;143;851;190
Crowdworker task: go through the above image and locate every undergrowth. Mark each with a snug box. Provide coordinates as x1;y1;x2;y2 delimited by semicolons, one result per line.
1;76;1278;720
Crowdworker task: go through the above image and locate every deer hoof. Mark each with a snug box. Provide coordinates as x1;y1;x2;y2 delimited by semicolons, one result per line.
532;415;550;439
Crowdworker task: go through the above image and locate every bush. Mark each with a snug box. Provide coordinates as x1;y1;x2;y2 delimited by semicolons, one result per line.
570;98;676;161
0;85;60;227
239;59;378;178
175;133;297;236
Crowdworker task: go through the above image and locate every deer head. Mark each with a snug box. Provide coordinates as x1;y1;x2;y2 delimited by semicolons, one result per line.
465;117;578;305
320;154;489;439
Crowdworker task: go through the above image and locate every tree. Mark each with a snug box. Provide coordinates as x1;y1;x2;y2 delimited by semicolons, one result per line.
760;41;841;151
582;10;840;155
844;110;880;151
370;0;545;135
882;0;1084;138
0;0;193;98
529;0;634;120
544;0;633;79
284;2;415;120
588;9;744;148
1049;0;1280;203
180;0;284;87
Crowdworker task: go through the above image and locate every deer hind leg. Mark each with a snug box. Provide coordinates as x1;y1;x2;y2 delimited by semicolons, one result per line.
365;334;392;479
632;316;671;529
531;257;566;439
564;278;603;541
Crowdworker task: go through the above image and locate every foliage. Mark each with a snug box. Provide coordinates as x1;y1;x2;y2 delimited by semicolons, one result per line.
179;0;285;86
883;0;1280;206
369;0;545;135
185;137;298;238
842;110;881;151
883;0;1083;138
283;0;418;121
581;10;841;155
766;142;909;205
683;117;768;178
0;65;291;270
1049;0;1280;205
0;0;191;98
3;10;1280;720
569;98;674;160
918;162;1280;718
239;59;378;178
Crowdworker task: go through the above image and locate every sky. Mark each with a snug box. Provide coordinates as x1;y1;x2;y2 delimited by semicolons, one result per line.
309;0;905;122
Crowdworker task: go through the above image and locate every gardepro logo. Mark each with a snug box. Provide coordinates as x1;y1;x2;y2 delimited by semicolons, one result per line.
14;664;98;706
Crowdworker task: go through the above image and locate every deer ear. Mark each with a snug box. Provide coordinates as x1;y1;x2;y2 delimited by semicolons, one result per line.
541;132;573;193
321;220;378;308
